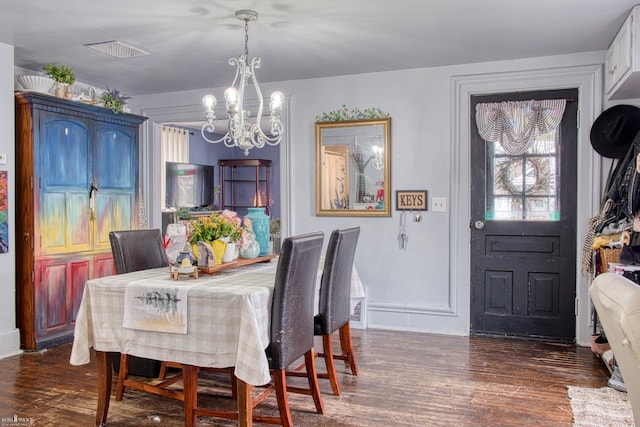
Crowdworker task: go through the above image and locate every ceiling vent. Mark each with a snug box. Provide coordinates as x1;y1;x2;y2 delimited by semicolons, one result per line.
84;41;149;58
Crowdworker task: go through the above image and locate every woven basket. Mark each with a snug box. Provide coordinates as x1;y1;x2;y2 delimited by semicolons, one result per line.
597;247;622;274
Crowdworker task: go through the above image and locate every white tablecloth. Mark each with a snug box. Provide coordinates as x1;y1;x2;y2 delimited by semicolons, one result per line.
71;263;276;385
70;260;366;386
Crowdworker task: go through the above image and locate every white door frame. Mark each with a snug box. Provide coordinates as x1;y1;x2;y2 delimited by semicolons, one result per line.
452;64;603;346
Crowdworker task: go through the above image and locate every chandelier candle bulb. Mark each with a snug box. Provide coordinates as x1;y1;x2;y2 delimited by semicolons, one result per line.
225;87;239;105
202;94;216;110
270;91;285;110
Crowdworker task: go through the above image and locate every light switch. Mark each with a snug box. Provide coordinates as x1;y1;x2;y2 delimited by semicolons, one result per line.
431;197;447;212
0;153;7;164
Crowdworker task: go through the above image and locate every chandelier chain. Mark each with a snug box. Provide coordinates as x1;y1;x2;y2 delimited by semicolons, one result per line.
244;19;250;57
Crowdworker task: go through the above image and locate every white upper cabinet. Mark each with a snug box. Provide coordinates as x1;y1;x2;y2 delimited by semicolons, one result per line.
606;6;640;100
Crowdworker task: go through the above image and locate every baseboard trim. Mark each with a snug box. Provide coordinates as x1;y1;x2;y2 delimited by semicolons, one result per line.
0;328;22;359
368;302;457;317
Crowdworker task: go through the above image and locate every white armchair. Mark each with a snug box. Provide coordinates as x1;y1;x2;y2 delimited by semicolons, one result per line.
590;272;640;424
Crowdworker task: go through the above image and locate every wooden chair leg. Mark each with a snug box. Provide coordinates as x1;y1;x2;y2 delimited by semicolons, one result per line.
322;334;341;396
273;369;293;427
230;371;238;399
158;361;168;380
339;322;359;375
305;349;325;414
115;353;129;401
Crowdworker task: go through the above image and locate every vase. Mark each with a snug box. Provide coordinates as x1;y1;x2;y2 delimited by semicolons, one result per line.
197;241;215;267
245;207;270;256
222;241;236;263
240;238;260;259
211;239;227;265
270;232;281;255
54;82;66;98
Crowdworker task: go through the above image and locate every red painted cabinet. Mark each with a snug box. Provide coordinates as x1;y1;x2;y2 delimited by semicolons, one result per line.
15;92;146;350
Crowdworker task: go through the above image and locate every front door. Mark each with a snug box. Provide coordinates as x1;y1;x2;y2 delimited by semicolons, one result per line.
470;89;578;341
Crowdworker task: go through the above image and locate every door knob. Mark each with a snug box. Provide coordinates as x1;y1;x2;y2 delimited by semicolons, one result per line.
474;220;485;229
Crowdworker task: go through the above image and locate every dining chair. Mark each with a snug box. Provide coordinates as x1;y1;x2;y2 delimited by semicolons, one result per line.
314;226;361;396
186;231;326;427
108;229;184;402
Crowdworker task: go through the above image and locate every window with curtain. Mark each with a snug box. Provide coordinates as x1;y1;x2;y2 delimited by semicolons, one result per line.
160;126;190;209
475;99;566;221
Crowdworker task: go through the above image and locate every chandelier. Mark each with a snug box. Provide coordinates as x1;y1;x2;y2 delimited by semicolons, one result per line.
201;9;284;156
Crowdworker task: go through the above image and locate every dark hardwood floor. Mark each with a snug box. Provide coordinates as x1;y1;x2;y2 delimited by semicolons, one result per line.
0;329;609;426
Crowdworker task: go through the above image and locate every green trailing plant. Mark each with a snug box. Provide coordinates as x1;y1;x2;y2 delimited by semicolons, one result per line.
43;64;76;85
101;87;131;114
316;105;390;122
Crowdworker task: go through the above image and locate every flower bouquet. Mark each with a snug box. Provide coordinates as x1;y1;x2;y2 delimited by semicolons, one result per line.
188;210;243;264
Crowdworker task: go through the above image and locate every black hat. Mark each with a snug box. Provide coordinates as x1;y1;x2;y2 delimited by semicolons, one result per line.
590;105;640;159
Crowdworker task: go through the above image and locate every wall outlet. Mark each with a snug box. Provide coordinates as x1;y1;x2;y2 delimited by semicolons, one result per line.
431;197;447;212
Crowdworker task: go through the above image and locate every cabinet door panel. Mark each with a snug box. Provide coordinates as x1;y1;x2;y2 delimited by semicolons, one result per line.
44;262;66;331
95;126;136;189
42;192;66;249
41;117;90;187
70;259;90;323
39;112;92;254
93;123;138;251
41;191;90;253
95;193;133;250
68;193;90;246
94;253;115;279
36;258;90;336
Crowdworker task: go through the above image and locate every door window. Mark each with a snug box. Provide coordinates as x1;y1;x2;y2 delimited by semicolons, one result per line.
486;129;559;221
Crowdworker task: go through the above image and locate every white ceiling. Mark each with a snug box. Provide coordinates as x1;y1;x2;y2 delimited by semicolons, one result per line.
2;1;638;96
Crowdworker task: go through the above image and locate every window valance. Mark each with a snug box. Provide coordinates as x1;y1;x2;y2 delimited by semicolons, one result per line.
475;99;567;155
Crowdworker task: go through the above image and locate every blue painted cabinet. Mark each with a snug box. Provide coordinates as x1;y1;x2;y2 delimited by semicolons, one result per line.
15;92;147;350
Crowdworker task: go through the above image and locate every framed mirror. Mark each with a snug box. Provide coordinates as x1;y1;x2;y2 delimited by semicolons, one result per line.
316;118;391;216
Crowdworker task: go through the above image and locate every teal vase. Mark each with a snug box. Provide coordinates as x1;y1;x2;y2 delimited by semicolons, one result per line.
245;207;270;256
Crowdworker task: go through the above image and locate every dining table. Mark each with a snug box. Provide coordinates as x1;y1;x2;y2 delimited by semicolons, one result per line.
69;257;365;427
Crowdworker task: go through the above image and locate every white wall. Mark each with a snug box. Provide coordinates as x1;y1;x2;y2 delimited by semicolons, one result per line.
130;50;606;345
0;41;20;358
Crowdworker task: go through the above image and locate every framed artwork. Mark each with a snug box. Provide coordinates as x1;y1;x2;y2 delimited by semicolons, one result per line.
0;171;7;252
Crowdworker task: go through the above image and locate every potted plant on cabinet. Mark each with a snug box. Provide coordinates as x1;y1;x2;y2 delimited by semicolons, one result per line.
43;64;75;98
101;87;132;114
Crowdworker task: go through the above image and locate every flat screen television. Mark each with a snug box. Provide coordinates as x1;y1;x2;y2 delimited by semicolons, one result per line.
165;161;215;208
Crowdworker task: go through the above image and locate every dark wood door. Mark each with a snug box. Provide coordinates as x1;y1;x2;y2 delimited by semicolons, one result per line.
470;89;578;341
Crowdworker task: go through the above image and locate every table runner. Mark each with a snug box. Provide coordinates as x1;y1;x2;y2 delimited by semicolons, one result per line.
123;277;199;334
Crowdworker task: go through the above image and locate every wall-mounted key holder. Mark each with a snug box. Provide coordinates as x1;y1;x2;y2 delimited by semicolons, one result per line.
396;190;428;211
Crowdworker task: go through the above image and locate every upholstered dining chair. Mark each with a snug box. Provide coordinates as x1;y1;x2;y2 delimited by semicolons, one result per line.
314;226;360;396
108;229;183;402
186;231;326;427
